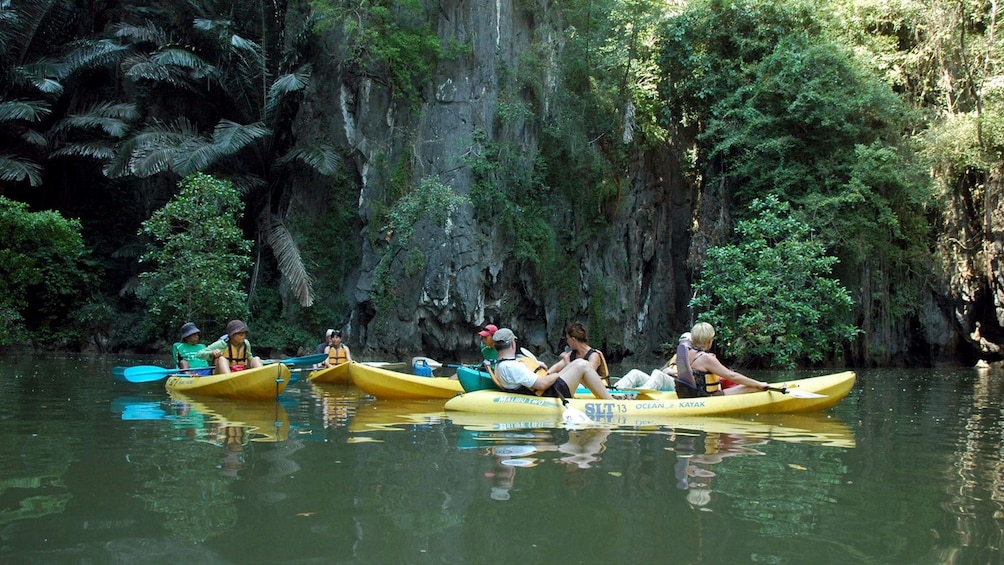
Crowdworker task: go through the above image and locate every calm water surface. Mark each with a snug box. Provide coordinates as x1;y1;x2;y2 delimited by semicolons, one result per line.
1;355;1003;564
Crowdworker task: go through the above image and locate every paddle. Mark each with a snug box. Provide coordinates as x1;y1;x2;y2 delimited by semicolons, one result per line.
115;352;329;383
115;365;209;383
411;356;467;369
766;385;826;399
262;352;328;366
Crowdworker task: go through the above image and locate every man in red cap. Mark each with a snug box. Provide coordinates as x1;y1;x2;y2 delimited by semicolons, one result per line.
478;324;499;363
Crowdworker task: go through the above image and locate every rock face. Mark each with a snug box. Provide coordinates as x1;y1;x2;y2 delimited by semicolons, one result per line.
292;1;1000;366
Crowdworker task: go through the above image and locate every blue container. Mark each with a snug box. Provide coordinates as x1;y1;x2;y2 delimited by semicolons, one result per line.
413;360;432;377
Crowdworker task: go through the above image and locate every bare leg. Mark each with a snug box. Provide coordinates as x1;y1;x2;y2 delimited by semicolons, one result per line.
558;359;613;399
216;356;231;374
250;356;263;369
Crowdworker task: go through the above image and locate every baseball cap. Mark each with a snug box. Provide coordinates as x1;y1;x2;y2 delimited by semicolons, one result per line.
478;324;498;337
326;329;341;338
493;328;517;345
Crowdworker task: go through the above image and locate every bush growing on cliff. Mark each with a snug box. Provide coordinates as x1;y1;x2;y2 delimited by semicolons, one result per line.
690;196;858;367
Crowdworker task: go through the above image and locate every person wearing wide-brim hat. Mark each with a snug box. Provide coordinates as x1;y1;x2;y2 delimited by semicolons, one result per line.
172;322;211;371
197;319;263;374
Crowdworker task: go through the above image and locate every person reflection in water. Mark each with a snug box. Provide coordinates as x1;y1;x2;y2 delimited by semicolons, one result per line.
486;444;540;501
674;431;767;508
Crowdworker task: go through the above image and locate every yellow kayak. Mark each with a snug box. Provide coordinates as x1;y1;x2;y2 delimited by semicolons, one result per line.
165;363;291;400
350;361;463;400
308;362;350;384
444;371;855;417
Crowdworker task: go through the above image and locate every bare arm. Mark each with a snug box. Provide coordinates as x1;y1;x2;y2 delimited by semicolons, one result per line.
692;354;766;389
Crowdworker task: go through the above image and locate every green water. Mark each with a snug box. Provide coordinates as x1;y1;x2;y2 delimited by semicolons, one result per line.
1;355;1002;564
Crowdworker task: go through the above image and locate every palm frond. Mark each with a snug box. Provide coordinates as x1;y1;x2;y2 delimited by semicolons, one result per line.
122;53;178;84
153;48;212;74
170;120;269;176
0;154;43;186
124;118;201;177
210;119;269;151
172;137;224;176
49;142;117;160
18;59;62;94
58;39;131;79
265;65;311;116
277;144;342;176
20;128;46;147
0;99;51;123
230;33;261;54
266;219;314;307
111;21;168;46
52;102;139;138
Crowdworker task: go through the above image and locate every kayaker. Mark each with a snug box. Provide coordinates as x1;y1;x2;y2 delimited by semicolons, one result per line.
323;329;352;367
314;329;334;354
491;328;613;399
675;322;768;397
198;319;264;374
546;321;610;386
477;324;499;363
614;332;691;391
172;322;211;374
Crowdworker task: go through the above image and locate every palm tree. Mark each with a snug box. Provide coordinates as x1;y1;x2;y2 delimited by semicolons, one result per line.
0;0;136;189
105;0;340;308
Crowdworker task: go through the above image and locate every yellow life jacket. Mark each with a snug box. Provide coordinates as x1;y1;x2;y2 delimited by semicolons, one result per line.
327;344;349;365
224;342;250;365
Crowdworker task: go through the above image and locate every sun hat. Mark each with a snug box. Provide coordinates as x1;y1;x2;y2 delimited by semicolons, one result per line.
226;319;249;336
179;322;201;340
325;328;341;338
679;332;692;343
478;324;498;337
493;328;517;346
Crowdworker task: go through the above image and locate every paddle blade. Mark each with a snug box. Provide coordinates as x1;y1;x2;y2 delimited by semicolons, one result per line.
412;356;443;369
120;365;176;383
562;406;592;424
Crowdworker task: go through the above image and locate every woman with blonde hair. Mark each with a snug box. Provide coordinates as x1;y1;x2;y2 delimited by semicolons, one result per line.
675;322;768;398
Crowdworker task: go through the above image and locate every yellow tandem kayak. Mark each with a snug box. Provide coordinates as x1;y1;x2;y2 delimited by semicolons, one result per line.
350;361;463;400
444;371;855;417
308;362;350;384
165;363;291;400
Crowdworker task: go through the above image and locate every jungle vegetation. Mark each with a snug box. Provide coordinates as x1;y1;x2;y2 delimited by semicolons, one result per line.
0;0;997;366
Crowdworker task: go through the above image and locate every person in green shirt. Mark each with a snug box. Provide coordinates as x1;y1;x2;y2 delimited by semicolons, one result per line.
478;324;499;363
172;322;212;375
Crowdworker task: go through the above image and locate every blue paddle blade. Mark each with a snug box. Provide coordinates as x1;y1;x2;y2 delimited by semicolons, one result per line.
119;365;179;383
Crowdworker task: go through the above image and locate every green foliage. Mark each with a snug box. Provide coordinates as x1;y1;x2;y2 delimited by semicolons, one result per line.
136;173;252;341
465;129;557;267
0;197;98;347
371;176;468;315
308;0;439;104
690;196;858;368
